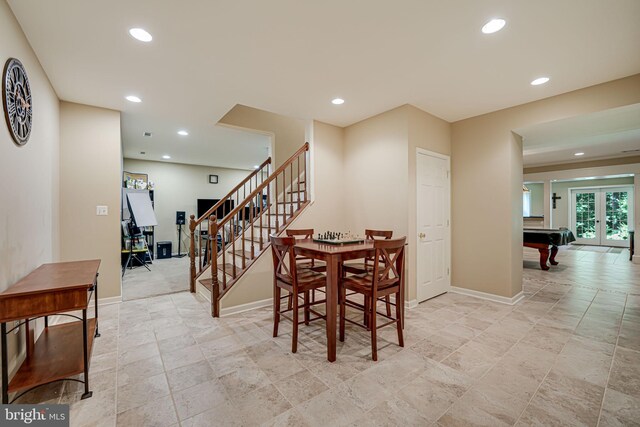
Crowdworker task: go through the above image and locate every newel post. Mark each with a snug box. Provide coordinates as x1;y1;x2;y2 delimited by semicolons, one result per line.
209;215;220;318
189;215;196;293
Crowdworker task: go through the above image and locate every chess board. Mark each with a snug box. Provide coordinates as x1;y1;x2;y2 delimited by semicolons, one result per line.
313;237;365;246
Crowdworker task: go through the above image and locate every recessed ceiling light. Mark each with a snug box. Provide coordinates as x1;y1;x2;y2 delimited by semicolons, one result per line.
481;18;506;34
253;165;259;169
574;152;585;156
162;155;171;159
331;98;345;105
129;28;152;42
531;77;550;86
177;130;189;136
125;95;142;103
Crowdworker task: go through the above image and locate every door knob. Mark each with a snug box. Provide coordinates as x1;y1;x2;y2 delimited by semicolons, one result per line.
418;233;426;238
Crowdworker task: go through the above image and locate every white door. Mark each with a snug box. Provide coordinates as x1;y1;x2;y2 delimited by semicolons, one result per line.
571;186;634;247
416;150;450;302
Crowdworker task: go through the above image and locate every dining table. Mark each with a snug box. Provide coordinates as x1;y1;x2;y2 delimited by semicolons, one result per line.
293;238;376;362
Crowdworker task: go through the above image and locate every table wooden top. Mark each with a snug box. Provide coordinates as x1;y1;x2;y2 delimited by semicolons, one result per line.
0;260;101;298
294;239;375;255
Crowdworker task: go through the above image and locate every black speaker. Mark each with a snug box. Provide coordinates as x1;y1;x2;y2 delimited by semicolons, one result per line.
176;211;186;225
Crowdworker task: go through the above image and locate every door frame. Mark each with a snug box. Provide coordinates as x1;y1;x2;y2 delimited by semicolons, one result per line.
568;184;634;247
416;148;451;303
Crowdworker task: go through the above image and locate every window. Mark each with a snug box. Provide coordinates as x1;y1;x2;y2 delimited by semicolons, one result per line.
523;192;531;217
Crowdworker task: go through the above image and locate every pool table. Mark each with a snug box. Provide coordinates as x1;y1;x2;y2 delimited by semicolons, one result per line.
523;228;576;270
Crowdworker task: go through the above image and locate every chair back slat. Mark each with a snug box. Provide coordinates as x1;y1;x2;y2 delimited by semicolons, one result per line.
286;229;314;239
364;229;393;265
286;229;316;265
270;235;297;285
372;237;406;291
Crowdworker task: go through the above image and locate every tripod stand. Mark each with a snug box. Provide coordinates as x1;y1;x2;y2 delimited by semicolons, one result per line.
174;223;187;258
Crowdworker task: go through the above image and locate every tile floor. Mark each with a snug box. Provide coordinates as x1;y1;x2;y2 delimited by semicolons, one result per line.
122;255;190;301
15;246;640;426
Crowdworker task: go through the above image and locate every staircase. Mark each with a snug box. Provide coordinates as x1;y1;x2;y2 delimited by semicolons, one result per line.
189;143;310;317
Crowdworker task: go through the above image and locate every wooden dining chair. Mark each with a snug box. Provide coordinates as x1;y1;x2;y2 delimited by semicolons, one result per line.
285;229;326;272
343;229;394;319
343;229;393;274
339;237;406;361
270;235;327;353
285;229;326;306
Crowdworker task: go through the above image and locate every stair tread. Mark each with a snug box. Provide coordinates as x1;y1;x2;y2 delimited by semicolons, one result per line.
217;262;241;276
229;249;253;258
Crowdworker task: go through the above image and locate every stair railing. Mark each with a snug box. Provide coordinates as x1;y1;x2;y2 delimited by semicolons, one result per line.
189;142;310;316
188;157;271;292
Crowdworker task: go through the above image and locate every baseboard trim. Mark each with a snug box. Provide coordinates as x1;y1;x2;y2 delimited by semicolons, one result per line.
88;295;122;306
406;299;418;309
450;286;525;305
97;295;122;306
220;298;272;317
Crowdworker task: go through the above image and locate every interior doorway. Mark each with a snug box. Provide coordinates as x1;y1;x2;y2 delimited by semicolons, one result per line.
416;149;451;302
570;186;634;247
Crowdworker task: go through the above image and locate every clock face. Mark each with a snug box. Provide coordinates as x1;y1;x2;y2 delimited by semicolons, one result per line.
3;58;32;146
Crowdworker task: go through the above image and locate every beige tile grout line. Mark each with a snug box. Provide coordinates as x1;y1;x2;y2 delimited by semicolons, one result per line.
512;287;618;426
595;292;628;427
428;286;550;424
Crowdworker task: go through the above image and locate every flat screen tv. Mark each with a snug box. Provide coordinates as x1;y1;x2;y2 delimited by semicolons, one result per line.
197;199;234;219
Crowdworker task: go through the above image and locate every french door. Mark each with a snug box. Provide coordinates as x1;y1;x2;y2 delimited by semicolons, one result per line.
571;186;634;247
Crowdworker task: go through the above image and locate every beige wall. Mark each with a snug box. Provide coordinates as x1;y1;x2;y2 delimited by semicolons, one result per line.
343;106;409;235
452;74;640;298
219;104;306;169
551;177;635;229
60;102;122;299
0;0;60;378
123;159;251;252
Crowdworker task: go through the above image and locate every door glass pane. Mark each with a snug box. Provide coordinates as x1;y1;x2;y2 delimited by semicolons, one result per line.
605;191;629;240
575;193;596;239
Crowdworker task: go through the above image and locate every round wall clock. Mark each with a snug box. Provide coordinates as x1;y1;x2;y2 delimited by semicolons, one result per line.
3;58;33;146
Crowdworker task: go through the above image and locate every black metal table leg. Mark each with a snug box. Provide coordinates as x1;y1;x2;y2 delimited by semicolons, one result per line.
1;322;8;404
81;309;92;399
94;277;100;338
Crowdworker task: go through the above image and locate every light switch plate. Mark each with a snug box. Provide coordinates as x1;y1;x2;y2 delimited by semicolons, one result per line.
96;205;108;216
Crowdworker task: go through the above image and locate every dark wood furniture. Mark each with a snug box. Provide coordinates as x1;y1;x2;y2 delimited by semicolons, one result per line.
294;239;378;362
523;228;576;270
285;229;326;272
270;236;326;353
340;237;406;361
343;229;393;274
343;229;394;322
0;260;100;404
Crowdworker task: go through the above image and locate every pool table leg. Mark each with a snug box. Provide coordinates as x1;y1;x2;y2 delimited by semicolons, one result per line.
549;246;559;265
538;247;550;271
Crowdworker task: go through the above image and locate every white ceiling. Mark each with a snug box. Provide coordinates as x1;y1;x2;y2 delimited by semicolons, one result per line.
7;0;640;167
518;103;640;167
121;118;271;170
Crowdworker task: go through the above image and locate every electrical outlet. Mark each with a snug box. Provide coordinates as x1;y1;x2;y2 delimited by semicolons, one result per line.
96;205;108;216
14;321;20;334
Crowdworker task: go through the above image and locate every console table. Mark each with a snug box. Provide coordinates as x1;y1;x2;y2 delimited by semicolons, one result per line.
0;260;101;403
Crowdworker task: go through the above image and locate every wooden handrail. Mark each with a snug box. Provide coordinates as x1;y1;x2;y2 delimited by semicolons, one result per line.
189;142;310;311
211;143;308;221
194;156;271;225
